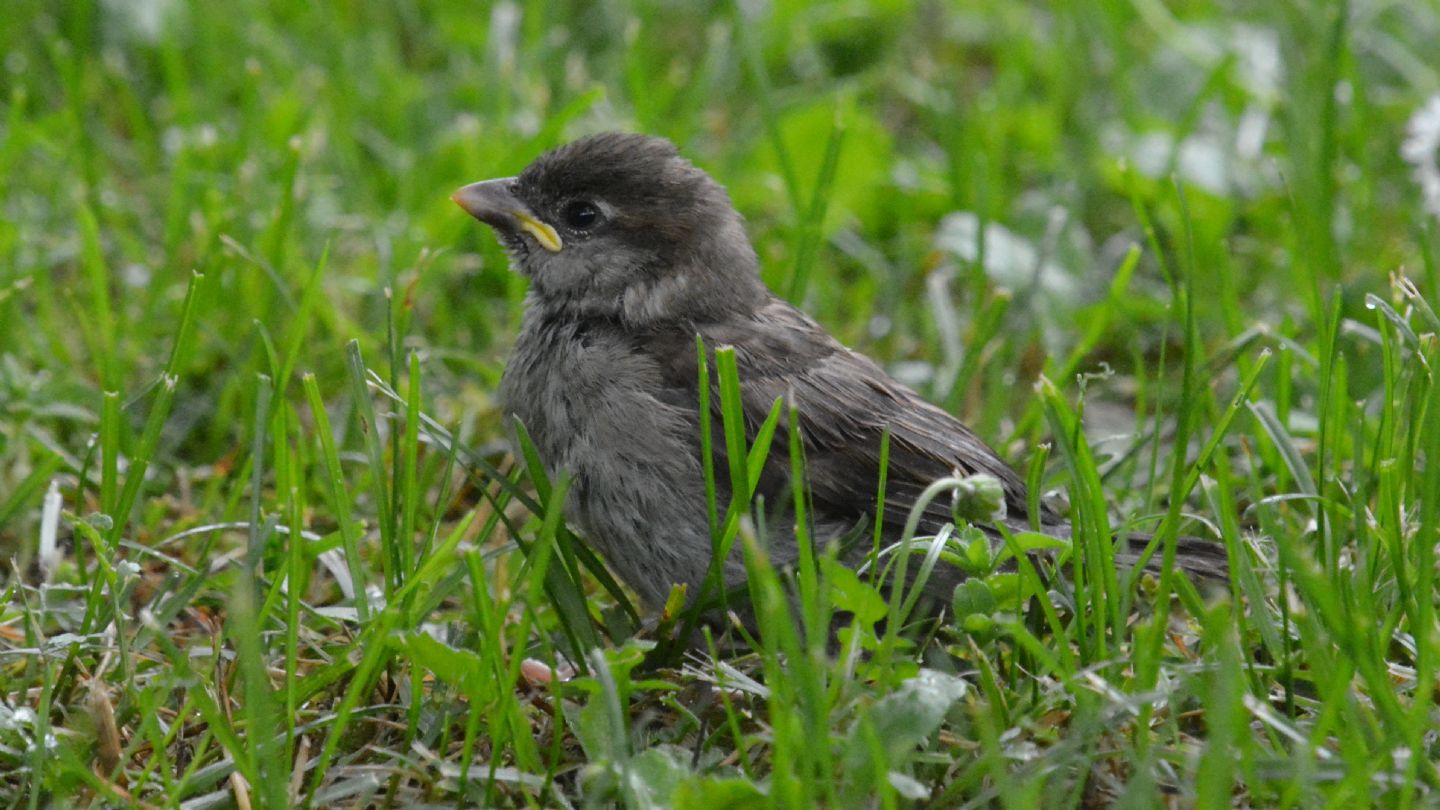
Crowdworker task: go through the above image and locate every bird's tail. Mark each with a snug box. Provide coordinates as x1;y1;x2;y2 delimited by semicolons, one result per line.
905;526;1231;611
1113;531;1231;583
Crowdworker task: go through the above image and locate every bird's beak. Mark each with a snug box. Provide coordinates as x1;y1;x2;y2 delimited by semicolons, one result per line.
451;178;563;253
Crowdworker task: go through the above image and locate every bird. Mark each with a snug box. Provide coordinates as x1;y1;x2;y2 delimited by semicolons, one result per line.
451;132;1228;618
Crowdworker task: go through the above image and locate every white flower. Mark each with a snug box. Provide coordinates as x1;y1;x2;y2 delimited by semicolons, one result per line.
38;480;61;582
1401;94;1440;220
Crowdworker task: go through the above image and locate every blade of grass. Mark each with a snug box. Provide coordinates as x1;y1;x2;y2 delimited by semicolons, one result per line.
303;372;370;623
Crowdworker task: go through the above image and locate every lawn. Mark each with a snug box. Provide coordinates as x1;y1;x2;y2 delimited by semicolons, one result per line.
3;0;1440;806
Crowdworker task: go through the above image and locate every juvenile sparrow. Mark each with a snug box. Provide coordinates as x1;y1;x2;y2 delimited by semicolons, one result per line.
453;132;1226;612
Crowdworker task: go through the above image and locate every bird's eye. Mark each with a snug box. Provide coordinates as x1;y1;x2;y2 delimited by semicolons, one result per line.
561;200;601;230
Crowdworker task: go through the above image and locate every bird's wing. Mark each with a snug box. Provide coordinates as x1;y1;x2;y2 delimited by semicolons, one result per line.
642;297;1034;537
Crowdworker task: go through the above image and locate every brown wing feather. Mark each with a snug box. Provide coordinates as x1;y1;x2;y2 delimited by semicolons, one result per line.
640;296;1229;585
643;296;1038;538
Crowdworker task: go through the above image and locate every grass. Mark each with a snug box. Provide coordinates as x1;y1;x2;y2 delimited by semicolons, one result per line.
3;0;1440;806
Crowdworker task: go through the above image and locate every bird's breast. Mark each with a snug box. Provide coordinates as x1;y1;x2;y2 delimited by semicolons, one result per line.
499;314;718;604
499;315;701;496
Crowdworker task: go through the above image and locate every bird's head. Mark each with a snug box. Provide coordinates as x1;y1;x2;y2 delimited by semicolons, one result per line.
453;132;766;327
